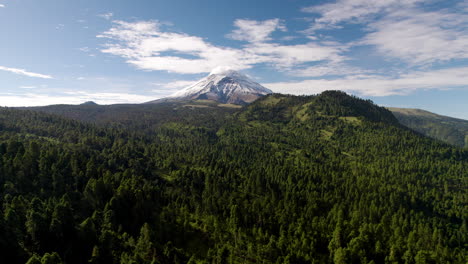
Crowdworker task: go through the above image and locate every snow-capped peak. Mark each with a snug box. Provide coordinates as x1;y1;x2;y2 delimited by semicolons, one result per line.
165;69;272;104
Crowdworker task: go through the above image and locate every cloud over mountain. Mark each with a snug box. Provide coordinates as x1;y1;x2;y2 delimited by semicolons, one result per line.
98;19;344;74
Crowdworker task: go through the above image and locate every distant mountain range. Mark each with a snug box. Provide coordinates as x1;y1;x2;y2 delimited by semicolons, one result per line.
389;108;468;148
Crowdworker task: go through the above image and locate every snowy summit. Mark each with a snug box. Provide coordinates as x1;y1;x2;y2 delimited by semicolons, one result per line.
149;68;272;105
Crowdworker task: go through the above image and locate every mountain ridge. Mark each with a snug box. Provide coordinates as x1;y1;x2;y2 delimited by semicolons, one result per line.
389;107;468;148
16;91;468;148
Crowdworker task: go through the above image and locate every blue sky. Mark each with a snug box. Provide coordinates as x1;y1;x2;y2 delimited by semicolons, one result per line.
1;0;468;119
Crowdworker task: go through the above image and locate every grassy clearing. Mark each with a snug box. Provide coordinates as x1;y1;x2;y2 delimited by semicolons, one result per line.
183;104;211;108
259;96;282;106
295;102;313;121
339;116;362;125
218;103;242;108
320;129;333;140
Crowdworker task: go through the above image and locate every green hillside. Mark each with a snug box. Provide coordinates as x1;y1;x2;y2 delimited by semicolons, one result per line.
389;107;468;148
0;91;466;263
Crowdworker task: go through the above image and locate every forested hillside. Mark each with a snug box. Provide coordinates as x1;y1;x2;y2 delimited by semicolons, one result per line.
1;91;467;264
389;107;468;148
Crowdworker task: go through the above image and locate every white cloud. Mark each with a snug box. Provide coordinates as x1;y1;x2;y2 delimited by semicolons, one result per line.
19;86;37;89
227;19;286;43
98;12;114;20
98;20;258;73
361;9;468;65
98;20;343;74
0;4;4;8
302;0;423;31
264;66;468;96
303;1;468;67
0;66;53;79
126;53;252;74
244;42;345;69
292;62;368;77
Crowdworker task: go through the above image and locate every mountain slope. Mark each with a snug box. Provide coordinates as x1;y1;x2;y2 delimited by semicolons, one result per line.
389;107;468;148
147;69;272;105
1;92;466;263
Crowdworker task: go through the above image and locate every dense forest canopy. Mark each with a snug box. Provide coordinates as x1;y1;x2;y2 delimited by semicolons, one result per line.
1;91;467;263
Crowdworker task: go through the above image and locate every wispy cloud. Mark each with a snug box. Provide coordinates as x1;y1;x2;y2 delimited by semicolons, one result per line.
361;9;468;65
302;0;423;31
303;1;468;67
78;47;97;57
98;19;344;74
227;19;286;43
98;20;252;73
19;86;37;89
98;12;114;20
291;62;369;77
79;47;90;52
0;4;5;8
0;66;53;79
244;42;345;69
264;66;468;96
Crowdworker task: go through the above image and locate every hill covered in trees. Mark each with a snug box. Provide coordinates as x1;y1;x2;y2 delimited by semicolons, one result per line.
1;91;467;263
389;107;468;148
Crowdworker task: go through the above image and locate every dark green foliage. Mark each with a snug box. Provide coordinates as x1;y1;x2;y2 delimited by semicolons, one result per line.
0;92;466;263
